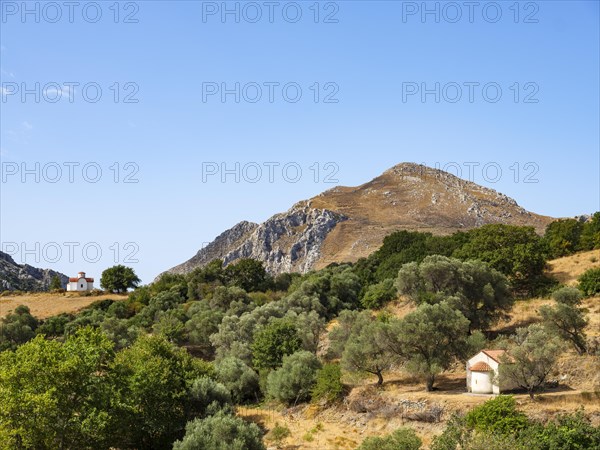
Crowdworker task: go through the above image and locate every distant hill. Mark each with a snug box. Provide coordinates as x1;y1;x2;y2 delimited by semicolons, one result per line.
162;163;553;277
0;251;69;291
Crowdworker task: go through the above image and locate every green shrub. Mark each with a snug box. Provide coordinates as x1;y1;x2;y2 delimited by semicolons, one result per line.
524;409;600;449
578;267;600;296
361;278;397;309
173;412;265;450
251;319;301;370
464;395;528;435
215;357;260;403
266;351;321;404
357;427;422;450
311;363;344;404
267;422;291;448
188;377;232;418
0;305;39;351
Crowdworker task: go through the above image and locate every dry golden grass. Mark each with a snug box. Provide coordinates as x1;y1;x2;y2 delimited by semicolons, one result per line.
311;165;552;270
294;250;600;449
0;292;127;319
547;249;600;285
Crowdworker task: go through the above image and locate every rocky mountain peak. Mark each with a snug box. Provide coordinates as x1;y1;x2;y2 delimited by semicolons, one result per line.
161;163;553;277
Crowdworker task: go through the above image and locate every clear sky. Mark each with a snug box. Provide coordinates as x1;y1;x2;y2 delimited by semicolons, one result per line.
1;0;599;284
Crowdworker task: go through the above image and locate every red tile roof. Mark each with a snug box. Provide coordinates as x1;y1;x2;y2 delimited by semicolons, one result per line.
69;277;94;282
470;361;493;372
482;349;507;363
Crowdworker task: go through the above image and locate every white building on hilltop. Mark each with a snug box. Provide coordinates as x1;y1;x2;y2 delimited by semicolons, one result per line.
67;271;94;291
466;349;519;394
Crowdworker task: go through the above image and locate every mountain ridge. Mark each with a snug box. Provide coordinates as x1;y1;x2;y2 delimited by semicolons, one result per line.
0;251;69;292
162;163;554;278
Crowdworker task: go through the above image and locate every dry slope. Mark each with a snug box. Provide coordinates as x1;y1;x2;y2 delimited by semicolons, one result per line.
163;163;553;277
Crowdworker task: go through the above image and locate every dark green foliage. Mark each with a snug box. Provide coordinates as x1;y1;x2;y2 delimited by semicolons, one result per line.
100;265;141;293
129;290;186;329
186;259;226;300
327;309;373;359
311;363;344;404
251;319;302;370
540;287;588;354
525;409;600;449
341;317;392;385
357;427;422;450
384;301;472;391
36;313;74;338
209;286;252;313
188;376;233;418
151;272;189;299
266;350;321;404
224;258;273;292
0;305;39;350
433;409;600;450
454;224;549;296
273;272;297;291
185;300;224;358
465;396;529;435
578;267;600;296
152;308;187;343
430;414;470;450
100;317;140;350
361;278;397;309
396;256;513;332
173;412;265;450
286;265;362;319
215;357;260;403
499;324;564;399
0;328;116;449
110;334;214;449
49;275;62;290
106;300;133;319
352;230;468;290
580;212;600;250
544;219;584;257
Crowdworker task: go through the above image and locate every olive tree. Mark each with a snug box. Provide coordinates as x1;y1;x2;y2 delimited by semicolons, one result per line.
341;319;394;386
396;256;513;332
266;351;321;405
499;324;565;399
173;412;265;450
384;301;472;391
540;287;588;354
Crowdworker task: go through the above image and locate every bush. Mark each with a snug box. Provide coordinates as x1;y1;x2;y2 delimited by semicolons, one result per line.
173;412;265;450
266;351;321;404
267;423;291;448
357;427;422;450
578;267;600;296
311;363;344;404
189;377;232;417
464;395;528;435
36;313;74;338
251;319;301;370
360;278;397;309
525;409;600;449
215;357;260;403
541;287;588;354
0;305;39;351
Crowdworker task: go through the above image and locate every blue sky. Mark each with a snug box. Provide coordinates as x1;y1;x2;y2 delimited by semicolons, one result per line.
1;0;599;283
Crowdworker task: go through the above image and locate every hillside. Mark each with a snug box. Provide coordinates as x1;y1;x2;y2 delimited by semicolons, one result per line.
164;163;553;277
0;251;69;292
0;291;128;319
247;249;600;449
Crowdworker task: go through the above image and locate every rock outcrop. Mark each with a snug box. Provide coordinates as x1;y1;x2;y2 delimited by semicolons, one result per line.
162;163;554;277
0;251;69;291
